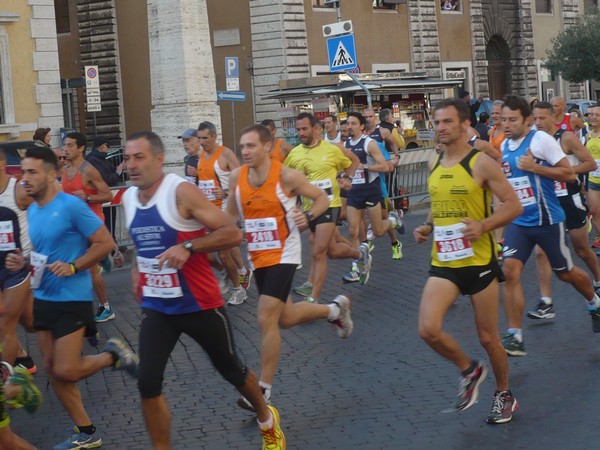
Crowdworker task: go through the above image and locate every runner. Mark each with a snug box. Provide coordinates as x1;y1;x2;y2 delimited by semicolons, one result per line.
499;95;600;356
62;132;122;323
228;124;353;411
584;106;600;249
6;146;138;449
414;98;522;424
284;113;368;302
260;119;293;163
122;131;285;450
529;102;599;319
196;121;252;306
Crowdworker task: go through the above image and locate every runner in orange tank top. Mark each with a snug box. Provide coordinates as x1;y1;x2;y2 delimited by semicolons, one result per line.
62;132;118;323
227;124;354;411
260;119;293;162
196;121;252;306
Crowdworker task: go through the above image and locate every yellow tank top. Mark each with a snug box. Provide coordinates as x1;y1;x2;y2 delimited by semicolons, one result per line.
429;149;495;268
586;135;600;184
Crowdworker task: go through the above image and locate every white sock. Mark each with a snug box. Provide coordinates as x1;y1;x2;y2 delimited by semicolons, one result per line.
540;297;552;305
594;280;600;288
587;293;600;309
232;286;243;291
508;328;523;342
238;267;247;275
327;303;341;321
103;303;110;309
259;380;272;391
257;410;274;429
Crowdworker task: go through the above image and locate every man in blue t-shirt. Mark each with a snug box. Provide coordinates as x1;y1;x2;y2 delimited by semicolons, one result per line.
5;146;138;450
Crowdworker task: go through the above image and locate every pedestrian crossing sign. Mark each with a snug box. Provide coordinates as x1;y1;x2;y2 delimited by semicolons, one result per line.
327;34;357;72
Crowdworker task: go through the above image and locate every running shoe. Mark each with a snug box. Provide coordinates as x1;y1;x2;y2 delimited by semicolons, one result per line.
342;267;360;283
95;305;115;323
14;355;37;375
239;268;253;290
388;209;406;235
356;243;372;285
501;333;527;356
593;236;600;249
526;301;556;320
366;224;374;242
8;367;42;414
589;307;600;333
260;405;286;450
456;361;488;411
391;241;403;260
112;249;124;269
237;385;271;412
487;390;518;424
292;281;312;296
0;361;14;384
103;338;139;378
228;287;247;306
365;240;375;253
53;427;102;450
329;295;353;339
304;296;317;303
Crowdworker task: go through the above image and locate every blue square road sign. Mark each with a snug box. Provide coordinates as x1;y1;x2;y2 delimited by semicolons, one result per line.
327;34;357;72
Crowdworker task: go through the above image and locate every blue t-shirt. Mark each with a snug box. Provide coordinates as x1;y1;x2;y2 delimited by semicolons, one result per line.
28;192;103;302
376;141;391;198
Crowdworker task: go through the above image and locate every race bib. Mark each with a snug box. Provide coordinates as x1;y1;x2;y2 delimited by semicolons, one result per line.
554;180;568;197
509;176;536;206
198;180;216;201
137;256;183;299
245;217;281;251
352;169;366;185
311;178;334;202
592;160;600;178
434;223;474;262
0;221;16;251
30;251;48;289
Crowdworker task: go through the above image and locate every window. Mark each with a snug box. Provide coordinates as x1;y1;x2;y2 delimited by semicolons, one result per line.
440;0;461;11
54;0;70;34
313;0;336;7
0;26;14;126
372;0;397;10
535;0;552;13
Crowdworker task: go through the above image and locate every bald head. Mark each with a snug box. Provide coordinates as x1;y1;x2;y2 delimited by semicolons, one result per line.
550;96;566;115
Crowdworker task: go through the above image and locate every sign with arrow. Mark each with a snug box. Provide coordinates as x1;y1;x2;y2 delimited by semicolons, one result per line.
327;34;357;72
217;91;246;102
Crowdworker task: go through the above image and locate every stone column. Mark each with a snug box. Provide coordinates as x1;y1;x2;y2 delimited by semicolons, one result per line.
517;0;537;99
469;0;489;98
147;0;220;171
561;0;585;99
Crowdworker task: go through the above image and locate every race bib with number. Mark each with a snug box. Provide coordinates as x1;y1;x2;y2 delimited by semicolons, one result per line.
592;160;600;178
509;176;536;206
245;217;281;251
554;180;568;197
310;179;334;201
30;251;48;289
137;256;183;299
0;221;16;251
351;169;366;185
434;223;474;262
198;180;216;201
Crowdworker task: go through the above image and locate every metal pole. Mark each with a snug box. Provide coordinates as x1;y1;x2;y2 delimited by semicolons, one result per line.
93;112;97;136
231;101;236;155
336;1;341;22
65;79;73;129
346;70;372;109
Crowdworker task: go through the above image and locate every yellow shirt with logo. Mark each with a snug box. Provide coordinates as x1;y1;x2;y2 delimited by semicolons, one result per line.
429;149;495;268
284;140;351;208
586;135;600;184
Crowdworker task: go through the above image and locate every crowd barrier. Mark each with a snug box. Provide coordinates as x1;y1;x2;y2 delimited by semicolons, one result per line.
388;146;436;210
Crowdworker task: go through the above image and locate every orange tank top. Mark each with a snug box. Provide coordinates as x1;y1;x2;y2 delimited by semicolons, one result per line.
271;138;286;163
237;161;300;269
197;146;226;208
490;125;505;153
62;161;104;220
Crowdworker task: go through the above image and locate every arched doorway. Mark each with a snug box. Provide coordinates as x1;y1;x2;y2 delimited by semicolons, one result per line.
486;36;511;100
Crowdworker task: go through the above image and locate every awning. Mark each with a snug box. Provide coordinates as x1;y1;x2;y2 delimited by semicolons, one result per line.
262;73;463;100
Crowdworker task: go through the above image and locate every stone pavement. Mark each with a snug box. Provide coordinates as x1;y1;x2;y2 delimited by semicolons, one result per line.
11;210;600;449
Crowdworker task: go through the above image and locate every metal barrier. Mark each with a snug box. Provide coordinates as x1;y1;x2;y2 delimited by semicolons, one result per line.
387;146;436;210
103;187;133;248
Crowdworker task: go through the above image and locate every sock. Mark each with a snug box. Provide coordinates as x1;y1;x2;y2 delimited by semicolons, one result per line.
508;328;523;342
257;410;274;430
461;360;478;377
540;296;552;305
232;286;243;292
327;303;341;321
587;293;600;309
103;303;110;310
594;280;600;288
351;260;358;270
77;424;96;435
237;267;247;275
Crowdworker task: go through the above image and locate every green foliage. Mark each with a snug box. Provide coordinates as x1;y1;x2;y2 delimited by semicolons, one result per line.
545;13;600;83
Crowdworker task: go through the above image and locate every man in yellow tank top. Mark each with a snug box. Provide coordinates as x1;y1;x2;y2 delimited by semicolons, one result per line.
584;106;600;248
414;99;522;424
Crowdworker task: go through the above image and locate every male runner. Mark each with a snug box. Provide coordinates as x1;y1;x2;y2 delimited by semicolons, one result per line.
415;98;522;424
260;119;293;163
122;131;285;450
584;106;600;248
323;114;341;144
62;132;120;323
228;124;353;410
499;95;600;356
285;112;369;301
196;121;252;305
7;146;138;449
529;102;599;318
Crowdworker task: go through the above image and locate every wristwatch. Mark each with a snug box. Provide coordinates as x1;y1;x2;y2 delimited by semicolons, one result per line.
182;240;194;254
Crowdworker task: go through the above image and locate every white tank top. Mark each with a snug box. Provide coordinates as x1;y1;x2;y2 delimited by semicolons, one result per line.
0;177;31;257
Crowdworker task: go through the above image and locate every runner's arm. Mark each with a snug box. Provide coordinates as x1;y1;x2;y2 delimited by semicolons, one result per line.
84;165;114;203
561;132;597;174
281;167;330;231
364;141;391;173
225;168;241;222
381;127;399;156
517;150;576;182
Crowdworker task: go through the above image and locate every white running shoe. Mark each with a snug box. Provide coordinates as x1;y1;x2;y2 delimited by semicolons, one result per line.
228;287;247;306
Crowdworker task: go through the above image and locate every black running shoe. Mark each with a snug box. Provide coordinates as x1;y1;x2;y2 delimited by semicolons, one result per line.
487;390;518;424
526;301;556;320
590;307;600;333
